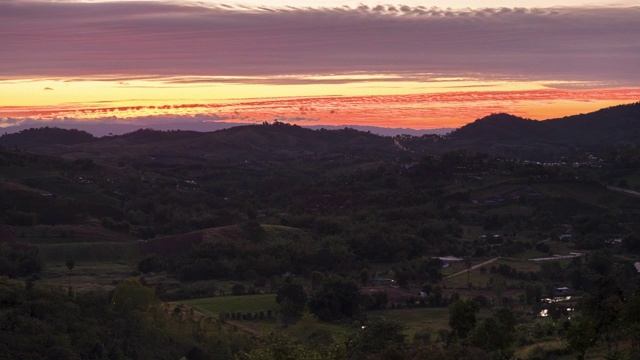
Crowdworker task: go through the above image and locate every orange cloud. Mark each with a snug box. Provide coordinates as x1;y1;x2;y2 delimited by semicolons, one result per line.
2;88;639;129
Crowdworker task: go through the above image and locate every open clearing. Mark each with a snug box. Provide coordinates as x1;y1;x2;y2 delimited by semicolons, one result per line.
368;307;492;339
38;241;139;262
182;294;278;316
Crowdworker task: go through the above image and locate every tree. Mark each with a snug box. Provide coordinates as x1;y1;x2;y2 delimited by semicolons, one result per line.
65;259;75;295
469;308;516;357
563;314;598;360
238;335;327;360
464;258;472;287
137;254;166;274
232;283;246;295
448;299;480;339
524;282;543;305
276;284;307;326
622;292;640;352
309;277;361;321
310;271;324;291
276;299;298;327
243;220;266;243
111;278;156;314
346;318;407;360
359;268;370;286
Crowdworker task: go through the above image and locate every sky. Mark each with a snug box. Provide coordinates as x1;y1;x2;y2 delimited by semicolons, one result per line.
1;0;639;130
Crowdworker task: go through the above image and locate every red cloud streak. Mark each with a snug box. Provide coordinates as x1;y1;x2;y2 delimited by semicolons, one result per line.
2;88;639;129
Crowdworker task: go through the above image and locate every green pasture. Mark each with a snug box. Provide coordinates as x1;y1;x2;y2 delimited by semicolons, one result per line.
538;182;638;209
26;176;120;206
16;223;135;244
182;294;278;316
39;262;133;291
38;241;139;263
547;241;579;256
0;166;55;180
510;249;549;260
368;307;491;339
45;262;132;276
225;313;354;341
514;340;567;360
496;257;542;272
442;257;541;290
443;269;494;289
441;261;469;277
182;295;356;341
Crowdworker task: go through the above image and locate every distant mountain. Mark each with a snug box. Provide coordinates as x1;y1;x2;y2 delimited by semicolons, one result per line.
5;122;398;164
139;122;399;164
0;121;246;138
0;127;95;149
102;128;202;144
0;120;452;137
545;102;640;146
307;125;453;136
2;102;639;159
445;102;640;154
187;123;395;155
448;113;542;141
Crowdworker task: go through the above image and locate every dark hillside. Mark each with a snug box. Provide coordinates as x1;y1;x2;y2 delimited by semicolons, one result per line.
443;101;640;155
542;101;640;146
184;123;396;157
0;127;95;148
23;122;398;164
3;102;639;161
448;113;543;142
103;128;203;144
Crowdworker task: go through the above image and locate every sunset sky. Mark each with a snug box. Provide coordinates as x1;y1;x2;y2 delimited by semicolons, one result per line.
1;0;639;130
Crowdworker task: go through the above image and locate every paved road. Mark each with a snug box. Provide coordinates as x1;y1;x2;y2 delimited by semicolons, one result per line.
444;257;500;279
608;186;640;199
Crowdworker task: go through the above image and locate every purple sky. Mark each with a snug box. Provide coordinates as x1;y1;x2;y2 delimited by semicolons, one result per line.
1;1;639;85
1;1;639;129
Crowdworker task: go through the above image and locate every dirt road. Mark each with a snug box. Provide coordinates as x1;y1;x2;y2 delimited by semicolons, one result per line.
443;257;500;279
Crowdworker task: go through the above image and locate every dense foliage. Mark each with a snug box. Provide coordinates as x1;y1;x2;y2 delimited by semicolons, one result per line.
2;118;640;359
0;278;252;360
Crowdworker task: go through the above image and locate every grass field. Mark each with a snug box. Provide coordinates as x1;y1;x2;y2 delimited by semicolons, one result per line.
538;182;640;210
547;241;579;256
38;241;139;262
441;256;542;291
181;295;357;341
497;257;542;272
182;294;278;316
514;340;568;359
444;269;492;288
368;307;492;339
510;248;550;260
16;222;135;244
40;262;133;291
0;166;55;180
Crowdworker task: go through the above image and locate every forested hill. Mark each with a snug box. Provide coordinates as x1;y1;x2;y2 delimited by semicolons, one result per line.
191;122;395;155
447;113;543;141
0;122;399;163
2;102;639;157
103;122;394;152
0;127;95;148
445;102;640;153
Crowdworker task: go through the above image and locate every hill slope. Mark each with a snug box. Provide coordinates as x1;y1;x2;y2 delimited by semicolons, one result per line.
445;102;640;154
0;127;96;149
2;102;639;158
2;122;398;164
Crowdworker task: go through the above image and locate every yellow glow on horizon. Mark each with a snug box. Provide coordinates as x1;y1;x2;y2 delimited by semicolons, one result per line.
1;75;549;107
1;75;639;129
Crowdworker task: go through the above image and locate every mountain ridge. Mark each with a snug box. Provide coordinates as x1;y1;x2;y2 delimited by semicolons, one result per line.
444;102;640;153
0;121;453;138
1;102;639;157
